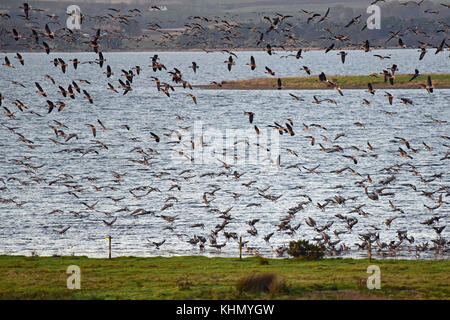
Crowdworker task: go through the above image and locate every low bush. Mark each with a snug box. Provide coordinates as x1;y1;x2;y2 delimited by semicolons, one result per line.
236;273;287;297
287;240;325;260
257;255;269;265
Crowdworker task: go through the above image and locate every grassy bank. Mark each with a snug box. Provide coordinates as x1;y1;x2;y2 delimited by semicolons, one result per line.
199;74;450;90
0;255;448;300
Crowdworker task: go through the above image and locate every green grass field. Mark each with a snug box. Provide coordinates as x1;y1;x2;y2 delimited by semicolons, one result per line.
0;255;448;300
201;74;450;90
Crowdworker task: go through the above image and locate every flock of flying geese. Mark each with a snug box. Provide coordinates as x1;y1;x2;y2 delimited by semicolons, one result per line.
0;2;449;259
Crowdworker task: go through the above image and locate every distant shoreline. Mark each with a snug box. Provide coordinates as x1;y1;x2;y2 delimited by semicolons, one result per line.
0;46;428;54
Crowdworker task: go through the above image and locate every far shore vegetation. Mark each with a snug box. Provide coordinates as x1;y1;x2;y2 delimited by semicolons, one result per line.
198;73;450;90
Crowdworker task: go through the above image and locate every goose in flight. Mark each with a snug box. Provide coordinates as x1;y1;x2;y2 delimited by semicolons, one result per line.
108;83;118;93
244;111;254;123
14;53;24;65
103;217;117;227
189;61;199;73
35;82;47;97
276;78;282;90
324;43;334;53
118;79;132;95
367;83;376;95
150;132;160;143
3;107;15;119
58;86;68;97
65;133;78;142
97;119;109;130
57;226;71;235
343;155;358;164
44;74;55;84
12;29;21;41
302;66;311;75
43;41;50;54
83;90;94;104
97;52;106;68
418;47;427;60
151;239;166;249
389;64;399;75
225;55;235;71
187;93;197;104
316;7;330;23
338;51;347;64
289;93;304;101
345;15;361;27
132;66;142;75
409;69;420;81
400;97;414;105
247;55;256;70
418;76;433;93
305;217;317;227
435;38;446;54
285;123;295;136
82;200;99;210
264;232;274;243
20;3;31;20
363;186;379;200
398;147;413;159
373;54;391;60
11;81;25;88
384;92;394;105
303;164;320;174
210;81;223;87
319;72;328;83
182;80;193;90
57;58;67;73
104;65;113;78
2;56;14;68
70;58;79;70
44;24;55;39
46;100;56;113
67;85;76;99
265;66;275;76
384;216;398;228
319;72;343;96
86;124;96;137
313;96;323;104
305;136;315;146
362;40;370;52
72;81;81;93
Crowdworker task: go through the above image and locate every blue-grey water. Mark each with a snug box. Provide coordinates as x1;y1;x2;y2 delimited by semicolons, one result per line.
0;49;449;259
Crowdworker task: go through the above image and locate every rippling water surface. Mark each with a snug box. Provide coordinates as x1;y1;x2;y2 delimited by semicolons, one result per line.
0;50;449;259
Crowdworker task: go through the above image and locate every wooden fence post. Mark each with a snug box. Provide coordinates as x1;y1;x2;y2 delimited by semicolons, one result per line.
108;235;112;259
239;236;242;260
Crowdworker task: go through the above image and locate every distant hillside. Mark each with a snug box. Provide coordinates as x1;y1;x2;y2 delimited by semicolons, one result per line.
6;0;446;14
8;0;376;11
1;0;448;51
27;0;363;3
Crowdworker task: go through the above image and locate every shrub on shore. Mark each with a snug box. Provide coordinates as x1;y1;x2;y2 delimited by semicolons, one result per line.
287;240;325;260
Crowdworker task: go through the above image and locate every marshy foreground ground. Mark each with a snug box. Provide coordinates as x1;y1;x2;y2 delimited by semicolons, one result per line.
0;255;448;300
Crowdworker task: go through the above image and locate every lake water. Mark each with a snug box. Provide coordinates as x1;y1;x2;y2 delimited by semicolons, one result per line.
0;49;449;259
